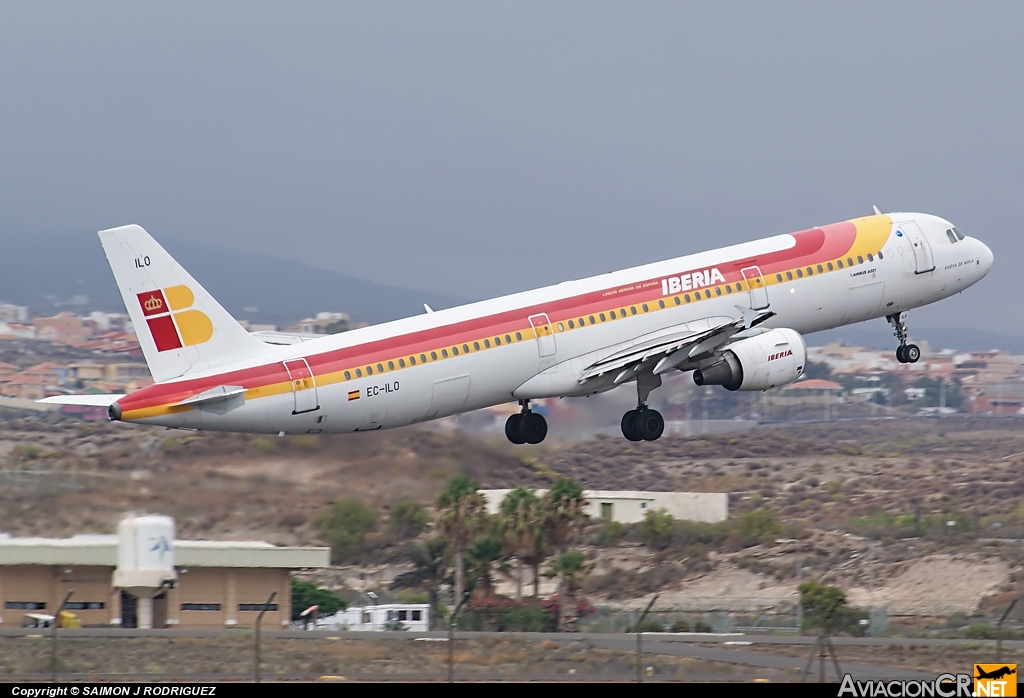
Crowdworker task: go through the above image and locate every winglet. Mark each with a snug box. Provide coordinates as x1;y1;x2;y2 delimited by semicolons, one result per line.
873;205;882;216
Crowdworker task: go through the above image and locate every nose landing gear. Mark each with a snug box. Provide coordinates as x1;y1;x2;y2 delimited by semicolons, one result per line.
888;312;920;364
505;400;548;445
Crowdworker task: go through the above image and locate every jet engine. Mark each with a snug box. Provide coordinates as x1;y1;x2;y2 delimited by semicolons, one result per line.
692;328;806;391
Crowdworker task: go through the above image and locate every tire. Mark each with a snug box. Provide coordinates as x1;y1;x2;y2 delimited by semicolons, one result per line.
634;408;665;441
519;411;548;444
621;410;641;441
505;413;525;444
895;345;907;363
905;344;921;363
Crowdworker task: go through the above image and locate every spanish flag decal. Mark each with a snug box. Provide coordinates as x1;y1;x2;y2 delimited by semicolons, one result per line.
348;390;360;401
137;285;214;352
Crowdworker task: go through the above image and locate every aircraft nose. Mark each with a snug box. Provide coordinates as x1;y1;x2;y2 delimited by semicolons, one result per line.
977;239;994;274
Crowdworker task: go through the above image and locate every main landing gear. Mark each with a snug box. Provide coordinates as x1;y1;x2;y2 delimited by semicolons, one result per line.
888;312;921;364
620;371;665;442
505;400;548;445
621;405;665;442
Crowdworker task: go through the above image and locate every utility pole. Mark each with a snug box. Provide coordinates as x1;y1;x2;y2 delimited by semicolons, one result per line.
51;589;74;683
447;591;471;684
254;590;277;683
997;598;1017;663
635;594;659;683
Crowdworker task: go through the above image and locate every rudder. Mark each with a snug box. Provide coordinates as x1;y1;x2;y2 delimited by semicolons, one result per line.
99;224;272;382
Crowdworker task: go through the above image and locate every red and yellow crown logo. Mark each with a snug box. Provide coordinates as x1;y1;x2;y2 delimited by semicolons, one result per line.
136;286;213;352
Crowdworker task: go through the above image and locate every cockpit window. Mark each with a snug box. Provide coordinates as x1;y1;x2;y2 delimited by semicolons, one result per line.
952;227;966;241
946;229;958;244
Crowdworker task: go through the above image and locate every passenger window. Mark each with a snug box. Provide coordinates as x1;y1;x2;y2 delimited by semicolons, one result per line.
817;264;823;273
388;361;395;370
599;313;606;321
857;255;864;264
847;257;854;267
684;294;691;302
474;341;480;350
786;271;793;281
568;320;575;329
867;253;874;262
608;311;616;319
877;251;884;259
630;307;637;315
619;308;626;317
367;366;373;375
806;267;813;276
484;339;490;348
505;334;512;343
344;371;351;380
431;351;438;360
705;290;712;299
463;344;469;353
659;299;666;307
356;368;363;377
377;363;383;373
442;349;449;358
674;296;680;305
398;359;405;368
796;269;803;278
714;287;722;296
642;304;648;312
827;262;834;271
725;285;732;294
420;354;427;363
735;283;742;292
589;316;595;324
494;336;501;345
776;274;783;282
410;356;416;366
452;346;459;356
837;260;844;269
515;332;522;340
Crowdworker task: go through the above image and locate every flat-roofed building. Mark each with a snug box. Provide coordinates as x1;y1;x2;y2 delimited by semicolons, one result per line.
480;490;728;524
0;534;329;629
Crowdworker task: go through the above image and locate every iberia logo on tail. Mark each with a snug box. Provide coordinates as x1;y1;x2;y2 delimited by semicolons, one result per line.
137;285;213;352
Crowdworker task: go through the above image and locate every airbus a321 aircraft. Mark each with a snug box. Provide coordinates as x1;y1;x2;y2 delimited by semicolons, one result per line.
42;210;992;444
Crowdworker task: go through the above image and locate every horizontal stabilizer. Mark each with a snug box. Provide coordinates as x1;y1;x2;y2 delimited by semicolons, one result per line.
38;394;125;407
177;386;246;407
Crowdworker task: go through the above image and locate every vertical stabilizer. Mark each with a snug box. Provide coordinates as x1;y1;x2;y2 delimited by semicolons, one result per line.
98;224;272;382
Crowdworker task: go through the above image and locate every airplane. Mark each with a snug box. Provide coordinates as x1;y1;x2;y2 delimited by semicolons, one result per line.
41;210;993;444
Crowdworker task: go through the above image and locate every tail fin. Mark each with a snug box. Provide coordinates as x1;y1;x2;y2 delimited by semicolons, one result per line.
99;224;272;382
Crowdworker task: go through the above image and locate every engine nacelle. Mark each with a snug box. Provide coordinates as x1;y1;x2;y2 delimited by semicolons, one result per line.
692;328;807;391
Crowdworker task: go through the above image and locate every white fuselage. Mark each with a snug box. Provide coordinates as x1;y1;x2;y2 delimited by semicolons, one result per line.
116;212;992;434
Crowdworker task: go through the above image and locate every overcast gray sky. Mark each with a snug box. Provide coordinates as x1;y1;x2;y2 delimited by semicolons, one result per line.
1;2;1020;334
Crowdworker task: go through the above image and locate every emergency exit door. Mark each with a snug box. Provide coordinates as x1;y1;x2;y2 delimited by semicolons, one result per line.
283;358;319;414
528;313;557;357
741;266;770;310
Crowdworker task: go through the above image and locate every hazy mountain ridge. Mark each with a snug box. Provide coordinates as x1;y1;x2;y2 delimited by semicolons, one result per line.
0;234;468;326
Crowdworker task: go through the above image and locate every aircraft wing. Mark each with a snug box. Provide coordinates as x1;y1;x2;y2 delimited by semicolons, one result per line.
579;307;774;385
38;394;125;407
249;330;323;345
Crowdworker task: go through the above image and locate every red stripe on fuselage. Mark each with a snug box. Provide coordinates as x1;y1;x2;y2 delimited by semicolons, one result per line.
117;223;855;412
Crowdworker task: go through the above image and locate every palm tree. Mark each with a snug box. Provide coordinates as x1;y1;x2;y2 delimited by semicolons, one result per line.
541;478;587;627
499;486;543;600
435;475;486;605
465;536;508;598
548;550;593;632
389;537;449;629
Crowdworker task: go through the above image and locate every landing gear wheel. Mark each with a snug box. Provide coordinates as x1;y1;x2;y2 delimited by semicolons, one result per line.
505;413;525;444
896;345;907;363
621;410;642;442
904;344;921;363
634;408;665;442
519;411;548;445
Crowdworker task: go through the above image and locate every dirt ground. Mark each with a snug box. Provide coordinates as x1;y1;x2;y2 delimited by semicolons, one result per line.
0;635;767;681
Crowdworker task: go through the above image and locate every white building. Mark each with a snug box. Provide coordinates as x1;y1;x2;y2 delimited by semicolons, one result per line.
316;603;430;632
480;490;728;524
